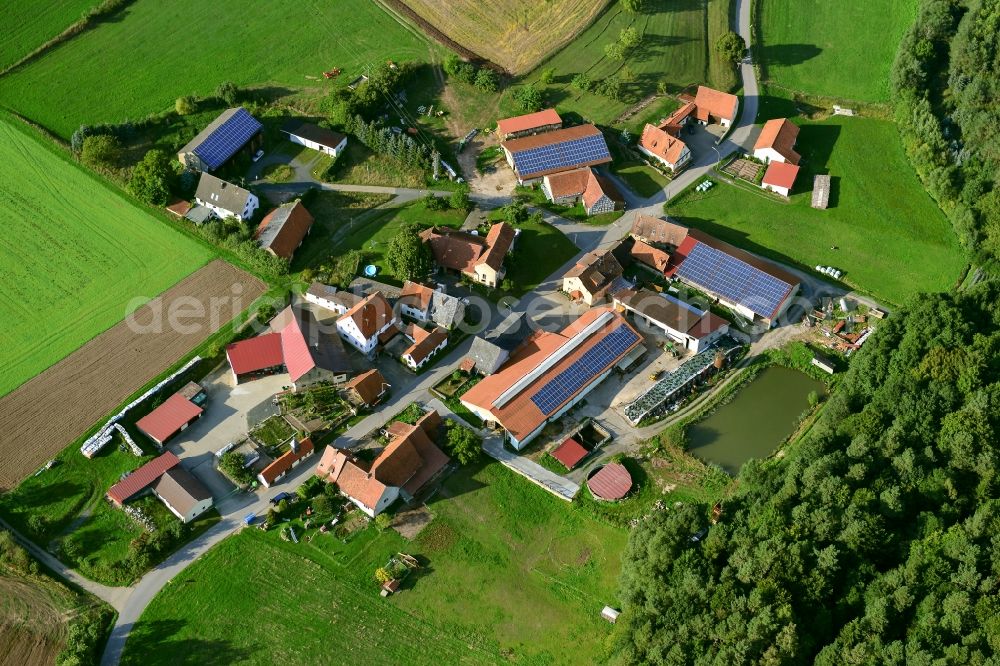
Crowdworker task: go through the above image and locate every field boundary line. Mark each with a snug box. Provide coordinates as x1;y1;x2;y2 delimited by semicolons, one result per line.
0;0;138;79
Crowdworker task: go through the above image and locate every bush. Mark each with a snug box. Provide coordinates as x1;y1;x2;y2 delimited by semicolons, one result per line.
539;68;555;85
216;81;240;105
128;149;173;205
81;134;122;168
312;495;333;516
449;183;471;212
175;95;197;115
442;420;482;465
474;68;500;93
423;192;448;210
571;73;593;92
513;84;543;113
277;499;289;514
26;514;49;536
219;451;255;486
374;513;392;531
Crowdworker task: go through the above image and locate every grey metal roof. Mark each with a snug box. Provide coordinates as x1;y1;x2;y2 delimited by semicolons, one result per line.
429;291;463;329
349;277;401;300
468;336;509;374
153;467;211;516
255;203;294;250
195;172;253;216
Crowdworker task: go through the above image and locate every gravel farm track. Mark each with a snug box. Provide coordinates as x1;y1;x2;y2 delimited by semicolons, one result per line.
0;260;266;492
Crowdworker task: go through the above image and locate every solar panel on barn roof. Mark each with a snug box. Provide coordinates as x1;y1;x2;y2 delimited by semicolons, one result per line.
530;324;638;414
512;134;610;177
675;242;791;319
192;109;262;170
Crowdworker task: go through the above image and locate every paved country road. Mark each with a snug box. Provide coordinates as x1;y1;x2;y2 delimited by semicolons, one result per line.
81;2;764;662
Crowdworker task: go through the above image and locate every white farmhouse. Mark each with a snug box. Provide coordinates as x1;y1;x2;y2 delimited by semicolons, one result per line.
281;120;348;158
194;172;258;221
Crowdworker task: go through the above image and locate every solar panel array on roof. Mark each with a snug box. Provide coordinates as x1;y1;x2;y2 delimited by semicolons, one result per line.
512;134;610;178
193;109;262;170
676;242;791;318
530;324;638;414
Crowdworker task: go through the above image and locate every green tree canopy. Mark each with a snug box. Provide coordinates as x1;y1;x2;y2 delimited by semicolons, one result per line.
128;149;173;205
474;67;499;93
513;83;543;113
611;283;1000;664
175;95;197;115
215;81;240;105
443;421;482;465
715;30;747;64
385;223;432;282
81;134;121;169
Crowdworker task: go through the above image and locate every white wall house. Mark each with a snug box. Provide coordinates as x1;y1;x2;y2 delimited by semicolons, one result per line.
194;172;259;222
281;121;348;158
335;293;396;358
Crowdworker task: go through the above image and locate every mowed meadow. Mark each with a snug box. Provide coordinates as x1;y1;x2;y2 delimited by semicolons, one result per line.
0;0;436;139
0;0;96;70
519;0;735;123
399;0;607;74
0;117;212;396
759;0;918;101
666;116;965;305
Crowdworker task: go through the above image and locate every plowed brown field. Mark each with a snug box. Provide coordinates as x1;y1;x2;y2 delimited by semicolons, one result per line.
0;260;266;491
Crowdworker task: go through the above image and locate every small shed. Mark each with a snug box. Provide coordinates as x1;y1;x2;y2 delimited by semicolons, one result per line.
810;352;836;375
380;579;401;597
601;606;621;624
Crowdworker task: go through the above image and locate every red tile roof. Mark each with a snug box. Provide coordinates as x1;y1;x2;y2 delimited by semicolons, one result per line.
479;222;516;271
583;172;623;211
226;333;284;375
420;228;484;273
402;326;448;365
762;161;800;191
399;281;434;312
341;292;394;340
640;124;688;165
461;308;642;441
630;239;670;272
659;101;696;127
545;168;590;199
107;452;180;505
551;438;588;469
630;215;689;247
254;201;315;260
754;118;801;164
345;369;389;405
587;463;632;500
165;199;192;216
315;412;448;510
136;392;203;444
694;86;739;123
259;437;314;486
497;108;561;136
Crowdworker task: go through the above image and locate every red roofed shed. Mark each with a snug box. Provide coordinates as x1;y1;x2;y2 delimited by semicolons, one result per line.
587;463;632;500
107;452;181;506
136;393;204;446
550;438;589;470
226;333;284;380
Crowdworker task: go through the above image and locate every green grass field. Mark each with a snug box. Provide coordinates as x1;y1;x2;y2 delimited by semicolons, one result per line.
759;0;917;102
521;0;735;124
0;0;435;139
0;116;212;396
666;116;965;305
121;463;625;665
0;0;96;70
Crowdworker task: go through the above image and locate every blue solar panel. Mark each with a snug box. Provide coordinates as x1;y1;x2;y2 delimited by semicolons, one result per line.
192;109;262;170
676;242;791;318
530;324;638;414
512;133;610;177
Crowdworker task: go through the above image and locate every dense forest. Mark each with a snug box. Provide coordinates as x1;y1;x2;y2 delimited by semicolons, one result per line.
893;0;1000;266
610;283;1000;664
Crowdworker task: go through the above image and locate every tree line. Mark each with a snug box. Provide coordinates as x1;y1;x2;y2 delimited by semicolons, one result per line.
892;0;1000;268
611;282;1000;664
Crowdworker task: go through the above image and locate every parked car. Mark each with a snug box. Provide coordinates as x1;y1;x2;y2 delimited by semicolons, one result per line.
252;149;265;162
269;491;294;505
